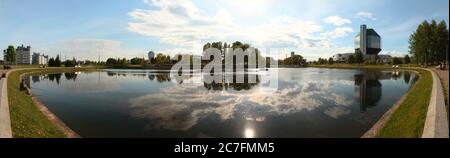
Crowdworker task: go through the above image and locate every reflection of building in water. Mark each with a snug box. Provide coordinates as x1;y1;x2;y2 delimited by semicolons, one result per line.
354;70;395;112
355;74;381;112
31;75;45;83
148;74;155;81
354;70;408;112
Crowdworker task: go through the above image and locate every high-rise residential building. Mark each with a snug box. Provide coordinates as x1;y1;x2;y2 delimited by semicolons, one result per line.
355;25;381;57
291;52;295;58
15;45;32;64
2;49;6;64
32;52;49;65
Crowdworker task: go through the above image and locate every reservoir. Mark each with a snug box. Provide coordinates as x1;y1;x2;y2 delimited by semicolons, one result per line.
29;68;417;138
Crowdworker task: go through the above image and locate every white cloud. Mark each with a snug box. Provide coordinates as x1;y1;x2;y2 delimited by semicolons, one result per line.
128;0;234;47
356;11;377;21
321;27;354;39
323;16;352;26
380;50;407;57
127;74;356;131
128;0;336;50
128;0;357;60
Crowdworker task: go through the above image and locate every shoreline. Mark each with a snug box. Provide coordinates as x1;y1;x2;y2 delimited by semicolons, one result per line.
6;67;95;138
361;70;421;138
3;66;446;138
20;70;84;138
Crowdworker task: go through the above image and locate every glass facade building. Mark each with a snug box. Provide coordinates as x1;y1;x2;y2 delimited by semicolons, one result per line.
355;25;381;55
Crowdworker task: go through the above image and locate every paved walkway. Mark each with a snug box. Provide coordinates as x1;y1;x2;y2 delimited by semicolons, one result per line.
434;69;449;107
422;69;449;138
0;70;12;138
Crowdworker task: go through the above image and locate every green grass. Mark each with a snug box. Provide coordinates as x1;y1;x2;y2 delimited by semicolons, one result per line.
376;69;432;138
7;67;96;138
310;64;434;137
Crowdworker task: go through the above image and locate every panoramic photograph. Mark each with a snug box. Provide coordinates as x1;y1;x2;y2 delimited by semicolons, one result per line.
0;0;449;155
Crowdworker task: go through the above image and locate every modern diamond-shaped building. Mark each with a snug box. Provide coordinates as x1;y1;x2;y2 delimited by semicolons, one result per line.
355;24;381;56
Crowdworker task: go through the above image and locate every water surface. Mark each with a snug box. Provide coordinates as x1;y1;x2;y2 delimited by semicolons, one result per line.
29;68;417;138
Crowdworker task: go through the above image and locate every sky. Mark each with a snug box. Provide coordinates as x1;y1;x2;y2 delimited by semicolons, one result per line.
0;0;448;61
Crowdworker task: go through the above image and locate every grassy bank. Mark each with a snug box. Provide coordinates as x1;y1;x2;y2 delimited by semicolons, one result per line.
376;69;432;137
311;64;433;137
7;67;96;138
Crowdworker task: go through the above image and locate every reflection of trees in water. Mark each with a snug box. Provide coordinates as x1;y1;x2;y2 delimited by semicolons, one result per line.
107;72;116;76
203;74;260;91
31;73;75;85
64;72;77;81
148;73;172;83
31;76;41;83
106;72;128;77
132;74;147;77
146;72;260;91
48;73;62;85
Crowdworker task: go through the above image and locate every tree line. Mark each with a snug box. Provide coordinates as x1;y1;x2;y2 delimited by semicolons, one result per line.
106;53;173;67
409;20;449;66
282;52;307;66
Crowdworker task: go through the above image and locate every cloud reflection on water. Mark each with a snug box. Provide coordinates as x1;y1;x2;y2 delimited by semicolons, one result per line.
128;70;356;131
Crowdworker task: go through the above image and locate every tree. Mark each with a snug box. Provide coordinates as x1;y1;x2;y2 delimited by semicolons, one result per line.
116;58;128;65
106;58;117;66
403;55;411;64
5;45;16;64
392;57;403;65
130;57;144;65
48;58;55;66
347;55;355;64
155;53;170;64
409;20;449;66
55;55;62;67
355;50;364;64
284;55;307;66
48;55;62;67
328;58;334;65
64;57;77;67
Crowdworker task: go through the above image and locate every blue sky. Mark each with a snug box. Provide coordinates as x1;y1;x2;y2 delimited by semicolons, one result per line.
0;0;448;61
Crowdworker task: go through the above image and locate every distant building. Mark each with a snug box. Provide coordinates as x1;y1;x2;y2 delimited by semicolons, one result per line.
16;45;32;64
355;24;381;59
32;52;49;65
291;52;295;58
377;55;392;63
148;51;155;60
332;53;354;63
332;52;392;64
